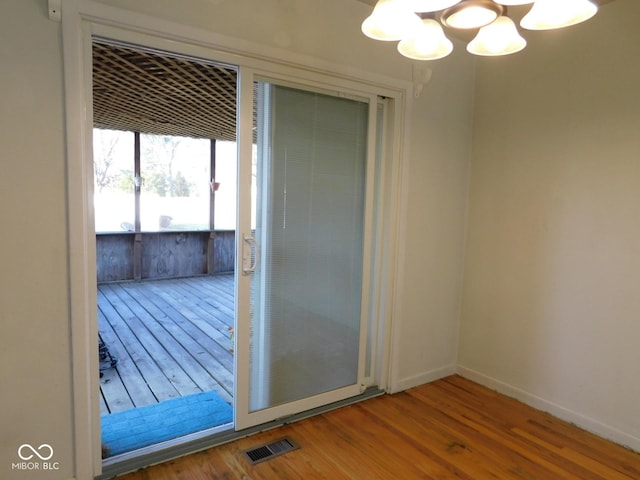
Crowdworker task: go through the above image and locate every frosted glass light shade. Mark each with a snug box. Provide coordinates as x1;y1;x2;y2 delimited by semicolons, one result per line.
467;15;527;56
442;1;503;29
411;0;461;13
362;0;422;41
521;0;598;31
494;0;533;5
398;18;454;60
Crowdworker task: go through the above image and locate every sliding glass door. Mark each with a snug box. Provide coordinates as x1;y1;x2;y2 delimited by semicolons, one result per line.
235;74;377;429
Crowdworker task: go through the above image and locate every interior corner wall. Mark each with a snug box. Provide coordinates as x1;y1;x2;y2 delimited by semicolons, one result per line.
0;1;75;479
392;53;474;391
459;0;640;451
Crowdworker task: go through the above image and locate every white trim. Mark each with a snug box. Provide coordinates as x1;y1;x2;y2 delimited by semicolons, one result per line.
391;365;458;394
457;365;640;453
374;96;408;394
233;66;256;429
362;99;386;388
386;84;414;395
62;0;410;475
234;76;388;430
358;91;384;390
62;1;102;478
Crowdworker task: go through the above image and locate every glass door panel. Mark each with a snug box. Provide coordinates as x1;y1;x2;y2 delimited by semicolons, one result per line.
235;75;372;428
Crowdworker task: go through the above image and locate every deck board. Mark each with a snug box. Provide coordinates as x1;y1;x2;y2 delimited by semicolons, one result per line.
99;290;179;410
101;284;190;402
98;274;235;415
117;283;231;392
98;305;161;410
106;283;204;397
139;282;234;362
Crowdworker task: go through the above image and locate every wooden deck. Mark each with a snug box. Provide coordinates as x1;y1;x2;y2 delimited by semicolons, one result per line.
98;274;235;415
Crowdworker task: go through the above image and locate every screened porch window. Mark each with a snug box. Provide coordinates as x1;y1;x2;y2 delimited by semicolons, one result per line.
93;129;236;233
139;133;210;231
93;129;135;232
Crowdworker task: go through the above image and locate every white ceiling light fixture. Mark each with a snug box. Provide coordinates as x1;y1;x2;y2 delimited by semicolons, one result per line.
361;0;422;41
467;15;526;56
361;0;601;60
521;0;598;30
398;18;454;60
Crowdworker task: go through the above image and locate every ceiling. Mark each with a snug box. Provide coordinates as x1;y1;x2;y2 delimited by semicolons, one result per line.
93;41;238;141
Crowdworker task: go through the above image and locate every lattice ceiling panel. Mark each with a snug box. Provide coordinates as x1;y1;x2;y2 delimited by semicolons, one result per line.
93;42;238;141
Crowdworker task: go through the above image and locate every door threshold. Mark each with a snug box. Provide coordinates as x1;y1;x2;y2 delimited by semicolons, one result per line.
97;387;383;479
99;422;235;479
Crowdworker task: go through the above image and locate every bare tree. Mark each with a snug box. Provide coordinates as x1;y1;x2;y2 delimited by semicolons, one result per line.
142;134;192;196
93;129;122;192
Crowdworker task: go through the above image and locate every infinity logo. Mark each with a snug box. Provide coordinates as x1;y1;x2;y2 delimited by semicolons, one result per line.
18;444;54;461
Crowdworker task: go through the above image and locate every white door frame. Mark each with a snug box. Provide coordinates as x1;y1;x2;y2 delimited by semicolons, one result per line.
60;1;409;477
234;72;380;430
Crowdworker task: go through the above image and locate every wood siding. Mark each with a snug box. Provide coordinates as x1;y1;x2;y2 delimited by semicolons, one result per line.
141;232;208;279
97;234;135;282
96;230;235;283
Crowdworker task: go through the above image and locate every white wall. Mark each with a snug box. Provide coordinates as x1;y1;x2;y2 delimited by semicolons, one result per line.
459;0;640;451
393;53;474;389
0;1;75;479
1;1;473;478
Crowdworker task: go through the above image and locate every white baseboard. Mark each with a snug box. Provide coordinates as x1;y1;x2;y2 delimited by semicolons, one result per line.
457;365;640;454
391;364;457;394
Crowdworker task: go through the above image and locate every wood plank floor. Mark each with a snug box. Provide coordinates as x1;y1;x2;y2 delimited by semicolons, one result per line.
116;375;640;480
98;274;235;415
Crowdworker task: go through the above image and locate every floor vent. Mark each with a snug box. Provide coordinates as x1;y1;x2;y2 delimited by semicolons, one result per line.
242;437;299;465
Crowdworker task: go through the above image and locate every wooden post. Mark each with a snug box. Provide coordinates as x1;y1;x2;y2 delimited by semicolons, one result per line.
134;132;142;280
133;233;142;281
207;138;217;274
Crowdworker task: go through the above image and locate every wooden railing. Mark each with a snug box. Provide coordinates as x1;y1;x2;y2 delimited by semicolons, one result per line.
96;230;235;283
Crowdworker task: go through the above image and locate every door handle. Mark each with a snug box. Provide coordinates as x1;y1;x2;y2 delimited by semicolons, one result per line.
242;233;259;275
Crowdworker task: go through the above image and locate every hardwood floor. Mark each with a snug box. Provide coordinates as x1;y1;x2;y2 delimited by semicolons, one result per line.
98;274;235;414
115;375;640;480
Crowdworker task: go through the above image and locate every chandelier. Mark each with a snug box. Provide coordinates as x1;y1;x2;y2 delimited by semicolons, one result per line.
361;0;599;59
